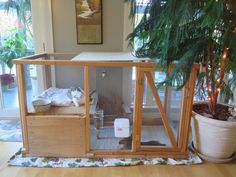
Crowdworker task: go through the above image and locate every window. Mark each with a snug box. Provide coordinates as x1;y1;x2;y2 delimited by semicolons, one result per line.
0;0;35;110
131;0;183;107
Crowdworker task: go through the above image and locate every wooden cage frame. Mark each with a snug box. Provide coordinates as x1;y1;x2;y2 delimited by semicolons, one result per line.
13;53;198;158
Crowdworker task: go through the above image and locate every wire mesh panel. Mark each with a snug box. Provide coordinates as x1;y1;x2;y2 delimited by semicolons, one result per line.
139;71;183;148
90;66;134;150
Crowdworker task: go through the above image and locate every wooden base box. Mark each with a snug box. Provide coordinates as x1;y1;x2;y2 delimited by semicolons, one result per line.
27;116;86;157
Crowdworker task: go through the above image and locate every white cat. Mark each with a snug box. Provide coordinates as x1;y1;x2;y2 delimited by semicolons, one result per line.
71;89;82;107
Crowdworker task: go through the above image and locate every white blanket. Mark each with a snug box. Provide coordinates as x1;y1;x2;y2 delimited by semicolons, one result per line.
37;87;82;107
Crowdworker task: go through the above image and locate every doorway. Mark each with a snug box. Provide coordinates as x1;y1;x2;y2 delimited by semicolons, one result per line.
0;0;36;118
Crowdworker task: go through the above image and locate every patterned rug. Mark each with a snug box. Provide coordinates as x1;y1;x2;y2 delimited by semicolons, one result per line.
0;120;22;142
8;148;202;168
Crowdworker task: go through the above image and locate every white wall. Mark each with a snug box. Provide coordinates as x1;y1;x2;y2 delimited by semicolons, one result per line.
32;0;54;53
31;0;54;94
52;0;129;53
51;0;133;100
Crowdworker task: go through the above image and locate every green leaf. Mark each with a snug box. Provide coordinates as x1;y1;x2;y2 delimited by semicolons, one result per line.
125;0;236;107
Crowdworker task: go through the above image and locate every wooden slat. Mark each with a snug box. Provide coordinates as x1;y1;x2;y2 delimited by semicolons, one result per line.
179;67;198;152
46;53;77;58
28;105;86;116
12;54;200;71
177;88;189;149
132;68;145;152
138;67;156;72
138;146;181;152
16;64;29;153
12;52;200;68
92;153;188;159
90;150;188;158
90;146;180;154
84;66;90;152
27;115;84;119
27;117;86;157
13;59;156;67
135;71;145;151
144;71;177;147
13;53;46;61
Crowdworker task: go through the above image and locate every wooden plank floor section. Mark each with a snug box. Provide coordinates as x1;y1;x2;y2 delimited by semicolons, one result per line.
0;142;236;177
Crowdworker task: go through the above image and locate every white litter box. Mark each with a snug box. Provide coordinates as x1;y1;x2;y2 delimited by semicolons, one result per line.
114;118;130;138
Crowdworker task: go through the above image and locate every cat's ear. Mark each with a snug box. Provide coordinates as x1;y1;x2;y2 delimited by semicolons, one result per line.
78;87;85;95
89;89;96;96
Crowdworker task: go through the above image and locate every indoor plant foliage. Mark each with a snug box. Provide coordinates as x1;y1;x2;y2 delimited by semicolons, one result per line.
0;0;34;68
0;29;27;89
0;28;33;89
1;0;33;43
0;0;34;89
0;28;27;72
125;0;236;161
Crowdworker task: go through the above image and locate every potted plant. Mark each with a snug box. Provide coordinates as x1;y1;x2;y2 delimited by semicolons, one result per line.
0;28;34;89
125;0;236;162
0;28;27;72
0;73;15;90
1;0;34;89
0;29;26;90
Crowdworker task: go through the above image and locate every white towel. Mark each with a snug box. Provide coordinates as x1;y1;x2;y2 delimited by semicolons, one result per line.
37;87;72;106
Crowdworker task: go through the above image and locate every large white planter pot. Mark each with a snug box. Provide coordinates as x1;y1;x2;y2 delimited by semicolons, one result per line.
191;103;236;162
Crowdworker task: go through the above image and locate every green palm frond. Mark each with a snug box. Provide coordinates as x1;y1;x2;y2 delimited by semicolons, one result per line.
125;0;236;107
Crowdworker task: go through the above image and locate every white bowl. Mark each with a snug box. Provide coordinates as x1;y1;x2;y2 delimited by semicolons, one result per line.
32;99;51;113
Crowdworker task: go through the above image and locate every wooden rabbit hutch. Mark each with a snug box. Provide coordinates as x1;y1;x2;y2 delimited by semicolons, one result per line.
13;52;198;158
